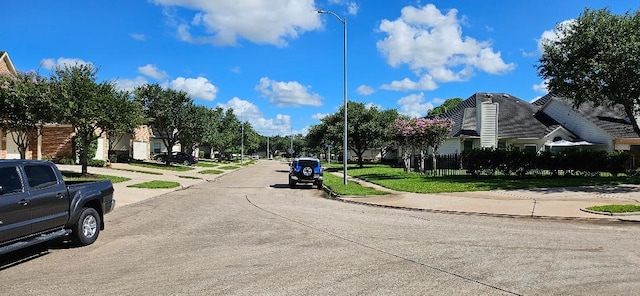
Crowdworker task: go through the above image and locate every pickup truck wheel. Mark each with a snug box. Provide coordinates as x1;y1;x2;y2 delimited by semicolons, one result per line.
72;207;101;246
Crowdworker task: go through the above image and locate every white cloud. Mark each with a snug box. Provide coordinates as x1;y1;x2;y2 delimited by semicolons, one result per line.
217;97;293;135
356;84;375;96
114;76;148;92
381;75;437;91
376;4;515;91
537;19;575;54
138;64;168;80
397;92;434;118
130;33;146;41
532;80;548;93
168;76;219;101
312;113;328;120
255;77;323;107
152;0;322;47
230;66;241;74
40;57;93;70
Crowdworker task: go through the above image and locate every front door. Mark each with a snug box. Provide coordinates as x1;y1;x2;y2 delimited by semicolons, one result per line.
23;164;69;233
0;165;30;243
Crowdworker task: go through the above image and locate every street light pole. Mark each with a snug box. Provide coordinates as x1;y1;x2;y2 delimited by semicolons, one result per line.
316;9;348;185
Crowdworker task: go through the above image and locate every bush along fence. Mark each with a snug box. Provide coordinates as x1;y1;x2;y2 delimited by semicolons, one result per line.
422;148;631;177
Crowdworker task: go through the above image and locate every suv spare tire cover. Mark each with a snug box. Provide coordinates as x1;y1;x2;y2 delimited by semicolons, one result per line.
302;166;313;177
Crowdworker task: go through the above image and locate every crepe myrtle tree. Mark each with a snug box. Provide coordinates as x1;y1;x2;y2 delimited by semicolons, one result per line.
394;117;454;173
0;70;53;159
537;8;640;136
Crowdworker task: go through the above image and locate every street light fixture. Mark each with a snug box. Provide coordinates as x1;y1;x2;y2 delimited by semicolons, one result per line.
316;9;348;185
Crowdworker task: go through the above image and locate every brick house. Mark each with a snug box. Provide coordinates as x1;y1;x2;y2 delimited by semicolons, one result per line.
1;51;76;160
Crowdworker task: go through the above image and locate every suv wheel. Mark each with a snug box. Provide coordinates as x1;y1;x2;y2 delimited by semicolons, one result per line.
288;178;296;188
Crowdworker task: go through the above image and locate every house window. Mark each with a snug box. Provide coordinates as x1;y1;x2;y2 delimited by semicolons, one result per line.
153;143;161;153
524;144;537;153
463;140;473;151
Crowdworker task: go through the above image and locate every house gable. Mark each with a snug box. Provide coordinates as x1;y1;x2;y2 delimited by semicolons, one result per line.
0;51;17;75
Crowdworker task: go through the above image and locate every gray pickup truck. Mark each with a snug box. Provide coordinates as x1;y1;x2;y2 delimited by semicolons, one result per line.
0;160;115;255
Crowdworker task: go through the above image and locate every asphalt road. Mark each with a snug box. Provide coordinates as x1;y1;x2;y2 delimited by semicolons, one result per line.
2;161;640;295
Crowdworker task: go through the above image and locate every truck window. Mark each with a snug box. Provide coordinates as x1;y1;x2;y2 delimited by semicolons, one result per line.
24;164;59;190
0;166;23;195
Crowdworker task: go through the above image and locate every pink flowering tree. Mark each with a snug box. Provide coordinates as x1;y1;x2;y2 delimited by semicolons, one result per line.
393;117;454;173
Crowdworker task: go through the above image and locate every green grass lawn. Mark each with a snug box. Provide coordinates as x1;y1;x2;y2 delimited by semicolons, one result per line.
218;165;240;170
127;180;181;189
111;168;163;175
61;171;131;183
129;162;195;172
324;163;640;193
199;169;224;175
323;173;389;196
586;204;640;213
195;162;218;168
179;175;203;179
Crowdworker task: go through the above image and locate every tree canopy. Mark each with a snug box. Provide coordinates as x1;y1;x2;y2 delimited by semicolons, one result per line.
306;101;399;167
0;71;53;159
427;98;463;117
134;83;193;164
536;7;640;136
49;64;133;175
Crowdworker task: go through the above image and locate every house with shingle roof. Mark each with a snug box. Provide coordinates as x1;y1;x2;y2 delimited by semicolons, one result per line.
436;92;640;157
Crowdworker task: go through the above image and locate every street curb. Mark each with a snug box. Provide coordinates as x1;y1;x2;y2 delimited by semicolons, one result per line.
320;187;636;223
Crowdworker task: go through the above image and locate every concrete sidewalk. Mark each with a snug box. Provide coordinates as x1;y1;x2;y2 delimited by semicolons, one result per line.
56;162;224;208
57;161;640;223
335;173;640;223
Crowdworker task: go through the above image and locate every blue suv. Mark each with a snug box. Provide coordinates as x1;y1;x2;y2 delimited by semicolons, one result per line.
288;157;323;189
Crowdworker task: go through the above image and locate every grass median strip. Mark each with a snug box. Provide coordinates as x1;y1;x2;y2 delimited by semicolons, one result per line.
111;168;163;175
218;165;240;170
199;169;224;175
128;162;194;172
127;180;181;189
61;171;131;184
179;175;203;179
324;173;389;196
586;204;640;213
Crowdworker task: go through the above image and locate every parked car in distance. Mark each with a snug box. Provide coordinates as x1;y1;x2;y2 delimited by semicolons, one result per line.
288;157;323;189
0;160;115;255
153;151;199;165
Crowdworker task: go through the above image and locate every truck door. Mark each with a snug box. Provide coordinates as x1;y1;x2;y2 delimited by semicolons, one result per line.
23;164;69;234
0;165;31;243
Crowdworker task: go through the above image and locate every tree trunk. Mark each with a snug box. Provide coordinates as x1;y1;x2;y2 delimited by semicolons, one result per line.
81;138;89;176
418;147;425;174
403;147;411;173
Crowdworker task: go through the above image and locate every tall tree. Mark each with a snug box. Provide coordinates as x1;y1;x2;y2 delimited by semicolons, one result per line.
134;84;193;164
427;98;463;117
310;101;398;167
0;71;53;159
50;64;124;175
179;105;210;155
536;8;640;136
211;108;240;159
104;89;144;161
200;107;224;159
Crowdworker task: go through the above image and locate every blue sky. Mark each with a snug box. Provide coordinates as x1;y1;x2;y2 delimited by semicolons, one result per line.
2;1;638;136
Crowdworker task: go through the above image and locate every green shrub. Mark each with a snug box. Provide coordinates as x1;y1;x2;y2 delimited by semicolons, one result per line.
88;159;106;167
